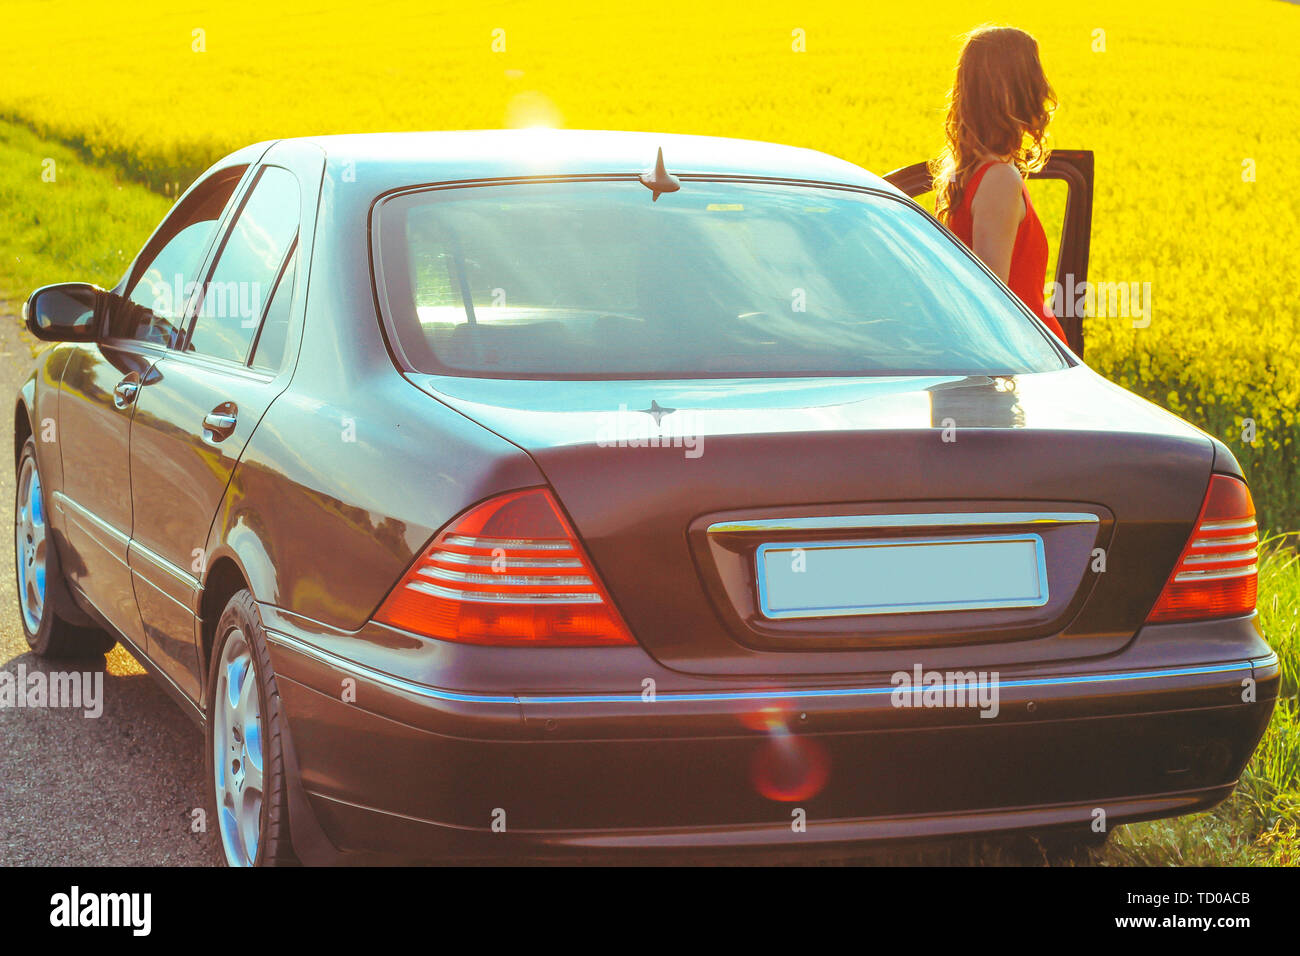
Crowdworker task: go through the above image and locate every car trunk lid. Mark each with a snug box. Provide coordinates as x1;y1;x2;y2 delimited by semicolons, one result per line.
410;367;1215;678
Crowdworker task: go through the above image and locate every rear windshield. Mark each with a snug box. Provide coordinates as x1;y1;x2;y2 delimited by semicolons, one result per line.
373;180;1067;378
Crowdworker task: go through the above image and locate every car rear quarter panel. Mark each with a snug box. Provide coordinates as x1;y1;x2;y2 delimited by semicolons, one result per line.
204;170;542;630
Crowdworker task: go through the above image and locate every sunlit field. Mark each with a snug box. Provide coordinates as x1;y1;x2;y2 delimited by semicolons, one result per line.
2;0;1296;525
0;0;1296;864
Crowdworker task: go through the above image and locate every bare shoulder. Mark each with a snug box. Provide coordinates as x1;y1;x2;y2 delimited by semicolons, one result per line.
974;162;1023;198
970;162;1025;217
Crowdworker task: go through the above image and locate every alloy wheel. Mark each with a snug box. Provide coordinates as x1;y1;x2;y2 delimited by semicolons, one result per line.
15;455;47;635
213;629;264;866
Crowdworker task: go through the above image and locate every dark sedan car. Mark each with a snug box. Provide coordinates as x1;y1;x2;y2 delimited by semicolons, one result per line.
15;130;1277;865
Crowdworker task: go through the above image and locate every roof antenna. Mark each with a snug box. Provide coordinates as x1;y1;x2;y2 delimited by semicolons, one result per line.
639;147;680;202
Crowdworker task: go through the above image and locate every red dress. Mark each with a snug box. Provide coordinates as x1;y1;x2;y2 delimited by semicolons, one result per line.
946;161;1069;345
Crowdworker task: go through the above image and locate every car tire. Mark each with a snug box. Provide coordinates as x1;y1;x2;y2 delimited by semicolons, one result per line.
14;437;115;658
204;589;297;867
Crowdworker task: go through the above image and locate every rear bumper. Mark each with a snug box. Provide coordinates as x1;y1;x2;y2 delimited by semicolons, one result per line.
263;612;1279;862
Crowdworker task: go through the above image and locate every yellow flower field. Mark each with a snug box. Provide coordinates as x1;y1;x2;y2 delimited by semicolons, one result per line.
1;0;1297;522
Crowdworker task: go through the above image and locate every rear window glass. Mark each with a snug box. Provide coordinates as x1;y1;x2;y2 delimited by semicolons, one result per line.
374;181;1066;378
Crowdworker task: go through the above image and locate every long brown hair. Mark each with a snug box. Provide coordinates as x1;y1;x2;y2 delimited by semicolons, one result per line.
930;26;1057;225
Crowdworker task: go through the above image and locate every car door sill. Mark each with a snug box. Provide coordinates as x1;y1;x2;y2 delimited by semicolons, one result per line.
68;582;206;727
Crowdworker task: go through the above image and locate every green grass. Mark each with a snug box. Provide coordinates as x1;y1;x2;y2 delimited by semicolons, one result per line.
0;120;172;302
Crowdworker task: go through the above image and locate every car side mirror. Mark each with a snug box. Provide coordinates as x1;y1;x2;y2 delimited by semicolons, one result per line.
23;282;103;342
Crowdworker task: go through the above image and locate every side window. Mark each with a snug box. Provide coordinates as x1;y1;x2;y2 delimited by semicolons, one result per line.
249;245;296;373
115;166;246;345
187;166;300;364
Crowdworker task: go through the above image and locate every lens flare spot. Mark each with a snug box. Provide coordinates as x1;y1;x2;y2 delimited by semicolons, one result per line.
738;704;792;733
737;692;798;733
504;91;563;130
751;732;830;802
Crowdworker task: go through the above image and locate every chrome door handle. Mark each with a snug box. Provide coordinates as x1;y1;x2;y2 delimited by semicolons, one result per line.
112;380;139;409
203;409;238;440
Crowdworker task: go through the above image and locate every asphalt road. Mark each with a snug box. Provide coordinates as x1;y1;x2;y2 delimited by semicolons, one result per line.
0;306;223;866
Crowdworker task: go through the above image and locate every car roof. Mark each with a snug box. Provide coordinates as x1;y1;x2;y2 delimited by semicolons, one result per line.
280;129;897;194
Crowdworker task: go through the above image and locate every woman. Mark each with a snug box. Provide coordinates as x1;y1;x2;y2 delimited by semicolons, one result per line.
931;26;1069;346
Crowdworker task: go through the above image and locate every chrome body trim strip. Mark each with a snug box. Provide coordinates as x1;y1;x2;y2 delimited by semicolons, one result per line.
416;565;592;588
405;579;604;605
428;550;582;569
1198;519;1257;532
707;511;1100;535
443;534;572;551
1174;565;1259;583
264;630;1260;708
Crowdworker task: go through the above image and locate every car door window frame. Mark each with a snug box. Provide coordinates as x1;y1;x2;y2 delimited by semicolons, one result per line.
177;162;303;376
247;236;298;374
108;164;261;353
113;142;322;387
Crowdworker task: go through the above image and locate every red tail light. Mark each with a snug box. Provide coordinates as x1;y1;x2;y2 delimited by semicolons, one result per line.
374;488;636;646
1146;474;1258;623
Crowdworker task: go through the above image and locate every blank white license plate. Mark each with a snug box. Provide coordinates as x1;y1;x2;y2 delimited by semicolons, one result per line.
756;534;1048;619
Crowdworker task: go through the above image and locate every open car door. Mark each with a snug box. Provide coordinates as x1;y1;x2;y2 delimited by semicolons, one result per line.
883;150;1094;356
